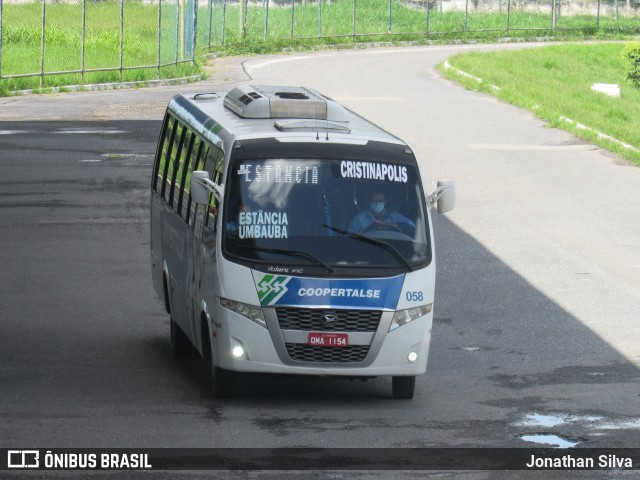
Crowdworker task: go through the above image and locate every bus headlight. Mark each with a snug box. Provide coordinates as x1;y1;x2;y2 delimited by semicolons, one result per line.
220;298;267;328
389;304;432;332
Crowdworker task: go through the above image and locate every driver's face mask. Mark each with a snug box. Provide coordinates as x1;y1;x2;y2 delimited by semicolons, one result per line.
371;201;385;215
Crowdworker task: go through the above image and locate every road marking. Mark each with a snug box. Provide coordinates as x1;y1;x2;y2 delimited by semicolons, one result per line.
469;143;597;151
35;217;145;225
333;96;401;102
56;129;124;134
102;153;153;158
0;129;126;135
0;130;30;135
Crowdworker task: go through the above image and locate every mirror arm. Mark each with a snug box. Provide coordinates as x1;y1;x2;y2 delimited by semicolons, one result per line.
194;177;224;203
429;186;447;206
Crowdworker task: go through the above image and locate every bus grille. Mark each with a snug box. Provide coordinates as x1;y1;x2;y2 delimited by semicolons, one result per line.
285;344;370;363
276;308;381;332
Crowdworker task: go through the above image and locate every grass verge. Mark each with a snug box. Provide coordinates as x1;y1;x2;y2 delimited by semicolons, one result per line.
438;43;640;165
1;0;639;94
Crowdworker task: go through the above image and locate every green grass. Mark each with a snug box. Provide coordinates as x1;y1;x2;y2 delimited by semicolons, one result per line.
210;2;640;54
0;1;200;92
1;0;639;93
439;43;640;165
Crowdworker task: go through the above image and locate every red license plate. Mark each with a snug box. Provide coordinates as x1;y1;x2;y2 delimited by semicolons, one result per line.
308;332;348;347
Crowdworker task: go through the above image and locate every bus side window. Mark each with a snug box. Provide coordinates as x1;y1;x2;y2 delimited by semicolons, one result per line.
152;114;171;192
188;143;209;229
203;147;224;230
175;131;195;217
156;116;177;197
213;149;224;186
166;123;186;206
180;135;202;223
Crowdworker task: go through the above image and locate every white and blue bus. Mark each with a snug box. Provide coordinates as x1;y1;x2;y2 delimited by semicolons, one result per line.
150;85;455;399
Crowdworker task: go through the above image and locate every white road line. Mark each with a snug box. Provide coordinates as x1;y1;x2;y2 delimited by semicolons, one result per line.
469;143;597;151
56;129;124;134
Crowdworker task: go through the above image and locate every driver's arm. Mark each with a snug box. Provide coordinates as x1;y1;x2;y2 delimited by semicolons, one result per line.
390;211;415;228
348;211;370;233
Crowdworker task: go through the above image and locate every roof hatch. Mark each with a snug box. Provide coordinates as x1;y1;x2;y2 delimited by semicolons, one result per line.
223;85;349;122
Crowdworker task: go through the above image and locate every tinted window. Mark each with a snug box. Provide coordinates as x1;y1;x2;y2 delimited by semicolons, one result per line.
154;115;175;194
223;158;429;274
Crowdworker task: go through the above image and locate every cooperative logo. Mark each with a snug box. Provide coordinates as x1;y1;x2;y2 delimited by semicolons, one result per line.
8;450;39;468
256;275;290;305
254;273;405;309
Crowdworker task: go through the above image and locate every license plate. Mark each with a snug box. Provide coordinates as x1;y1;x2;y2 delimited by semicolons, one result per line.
308;332;348;347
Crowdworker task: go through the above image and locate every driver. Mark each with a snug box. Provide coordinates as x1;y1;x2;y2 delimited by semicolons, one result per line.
348;191;415;234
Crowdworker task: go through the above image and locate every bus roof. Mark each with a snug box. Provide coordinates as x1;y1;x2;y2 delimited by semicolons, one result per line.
167;86;407;147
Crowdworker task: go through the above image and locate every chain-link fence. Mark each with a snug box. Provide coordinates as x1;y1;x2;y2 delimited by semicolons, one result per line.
0;0;199;88
0;0;639;89
216;0;640;40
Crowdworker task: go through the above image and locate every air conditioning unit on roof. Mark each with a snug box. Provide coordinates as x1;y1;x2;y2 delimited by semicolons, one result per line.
223;85;349;122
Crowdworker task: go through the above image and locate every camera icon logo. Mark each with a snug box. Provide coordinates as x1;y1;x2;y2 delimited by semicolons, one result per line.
8;450;40;469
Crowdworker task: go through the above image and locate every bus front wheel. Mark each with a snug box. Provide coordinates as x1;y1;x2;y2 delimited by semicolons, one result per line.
170;317;192;358
201;322;232;399
392;376;415;399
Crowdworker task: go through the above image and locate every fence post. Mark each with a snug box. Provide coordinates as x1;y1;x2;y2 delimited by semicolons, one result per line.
505;0;511;35
192;0;197;65
425;0;430;34
40;0;46;88
1;0;4;79
222;0;226;45
596;0;600;29
81;0;86;82
119;0;124;81
317;0;321;37
158;0;162;79
551;0;557;29
352;0;356;38
388;0;392;33
208;0;214;47
264;0;269;41
290;0;295;39
175;0;179;64
464;0;469;31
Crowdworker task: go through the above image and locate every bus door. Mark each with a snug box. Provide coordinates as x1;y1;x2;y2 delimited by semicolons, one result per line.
190;147;225;353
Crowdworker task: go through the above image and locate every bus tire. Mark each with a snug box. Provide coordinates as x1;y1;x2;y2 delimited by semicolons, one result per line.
162;276;171;314
392;376;415;400
170;317;192;358
210;365;232;400
201;320;232;399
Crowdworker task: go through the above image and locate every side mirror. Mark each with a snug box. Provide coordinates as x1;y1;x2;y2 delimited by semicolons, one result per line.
430;179;455;214
191;170;224;205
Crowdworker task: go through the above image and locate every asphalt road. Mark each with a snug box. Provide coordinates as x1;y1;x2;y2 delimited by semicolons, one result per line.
1;44;639;479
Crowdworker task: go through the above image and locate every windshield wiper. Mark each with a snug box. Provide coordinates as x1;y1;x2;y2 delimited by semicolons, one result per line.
323;224;412;271
238;245;334;273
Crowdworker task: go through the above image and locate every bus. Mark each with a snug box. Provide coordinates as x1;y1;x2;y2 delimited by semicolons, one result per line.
150;85;455;399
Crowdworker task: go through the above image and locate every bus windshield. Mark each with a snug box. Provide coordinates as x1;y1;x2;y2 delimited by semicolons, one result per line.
223;157;430;274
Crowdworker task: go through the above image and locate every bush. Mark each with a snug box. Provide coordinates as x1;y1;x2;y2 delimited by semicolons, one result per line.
621;42;640;89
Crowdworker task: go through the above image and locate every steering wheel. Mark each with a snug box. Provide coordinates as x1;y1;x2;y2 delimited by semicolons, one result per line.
364;222;404;233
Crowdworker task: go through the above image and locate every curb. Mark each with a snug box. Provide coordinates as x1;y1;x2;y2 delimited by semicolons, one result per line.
442;60;500;92
10;74;203;97
559;116;640;153
443;60;639;155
